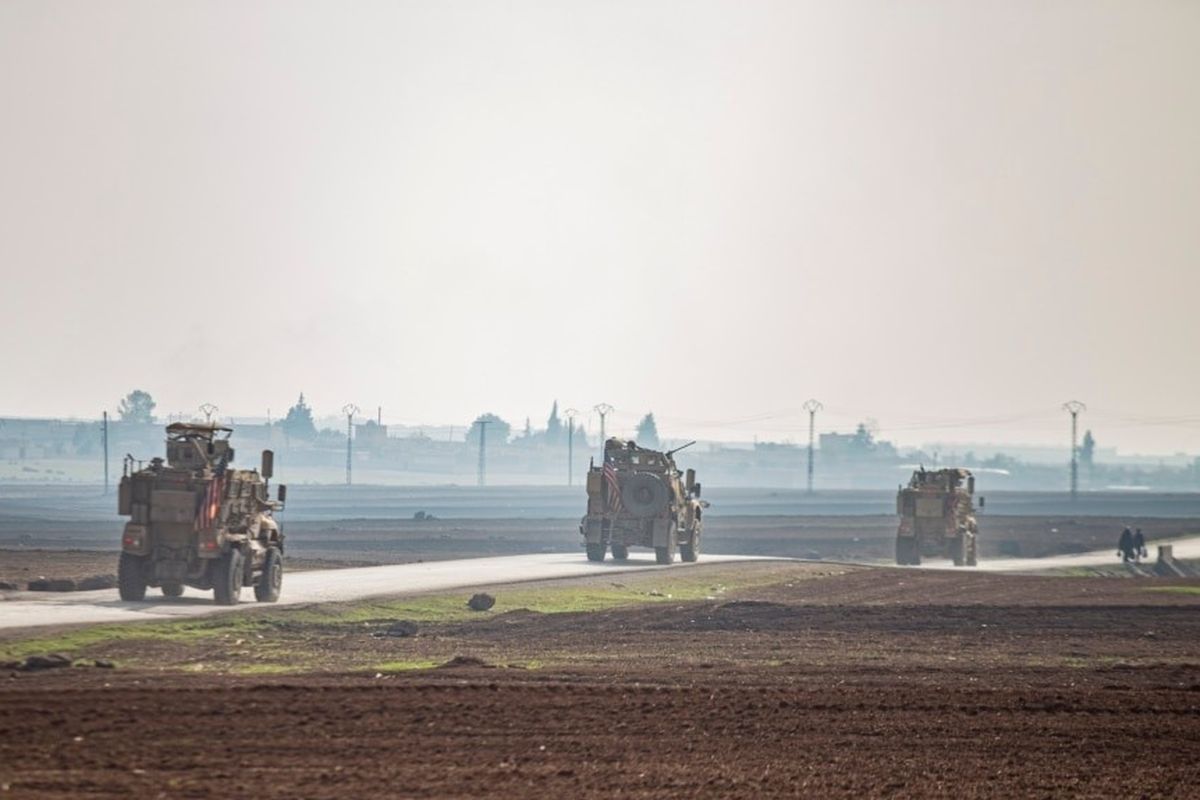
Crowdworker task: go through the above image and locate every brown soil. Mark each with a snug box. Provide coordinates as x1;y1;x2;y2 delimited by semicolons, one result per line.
2;564;1200;798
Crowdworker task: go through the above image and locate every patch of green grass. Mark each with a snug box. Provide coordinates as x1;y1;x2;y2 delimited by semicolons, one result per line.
372;659;443;673
1145;586;1200;596
0;613;275;661
0;563;805;670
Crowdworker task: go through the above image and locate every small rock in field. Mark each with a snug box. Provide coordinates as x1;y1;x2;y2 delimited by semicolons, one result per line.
467;593;495;611
19;653;74;671
380;621;418;638
438;655;490;669
0;581;17;591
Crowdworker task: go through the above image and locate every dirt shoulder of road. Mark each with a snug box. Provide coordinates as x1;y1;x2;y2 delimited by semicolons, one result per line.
2;562;1199;798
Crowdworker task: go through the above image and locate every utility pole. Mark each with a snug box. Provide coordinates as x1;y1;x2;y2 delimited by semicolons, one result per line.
593;403;613;456
802;399;822;495
1062;400;1086;501
343;403;360;487
199;403;218;423
564;408;579;486
102;411;109;495
477;419;490;486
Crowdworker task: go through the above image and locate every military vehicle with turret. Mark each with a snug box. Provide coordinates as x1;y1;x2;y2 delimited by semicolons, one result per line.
117;423;287;604
580;438;706;564
895;467;981;566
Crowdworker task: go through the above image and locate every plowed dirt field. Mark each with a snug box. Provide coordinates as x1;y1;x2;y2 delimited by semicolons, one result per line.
2;564;1199;798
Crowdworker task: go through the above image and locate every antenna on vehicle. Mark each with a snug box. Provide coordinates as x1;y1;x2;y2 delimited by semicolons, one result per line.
666;441;697;457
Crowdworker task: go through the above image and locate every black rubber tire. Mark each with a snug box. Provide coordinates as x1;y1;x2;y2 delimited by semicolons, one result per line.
611;544;629;561
161;582;184;598
255;547;283;602
896;537;920;566
585;543;606;562
966;538;978;567
212;549;244;606
680;529;700;563
621;473;669;517
117;552;148;601
655;546;674;565
951;535;967;567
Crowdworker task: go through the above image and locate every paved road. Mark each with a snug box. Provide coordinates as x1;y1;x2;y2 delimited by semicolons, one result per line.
0;553;769;632
904;535;1200;573
4;537;1198;634
971;535;1200;572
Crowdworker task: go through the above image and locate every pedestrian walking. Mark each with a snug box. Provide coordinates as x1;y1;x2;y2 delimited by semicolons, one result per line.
1133;528;1147;563
1118;527;1135;563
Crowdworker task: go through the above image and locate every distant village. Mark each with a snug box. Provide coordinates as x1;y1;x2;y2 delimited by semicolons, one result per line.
2;391;1198;491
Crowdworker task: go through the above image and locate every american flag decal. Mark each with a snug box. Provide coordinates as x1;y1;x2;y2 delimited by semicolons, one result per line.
195;475;224;530
602;460;624;512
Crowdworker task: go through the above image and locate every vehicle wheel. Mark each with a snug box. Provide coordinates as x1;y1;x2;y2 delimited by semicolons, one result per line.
680;531;699;563
213;548;244;605
966;538;978;567
895;537;912;566
952;535;967;567
118;552;148;601
586;543;606;562
255;547;283;602
161;582;184;598
655;546;674;565
611;544;629;561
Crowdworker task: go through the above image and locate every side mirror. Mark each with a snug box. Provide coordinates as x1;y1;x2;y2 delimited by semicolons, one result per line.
261;449;274;480
692;482;702;497
277;484;287;504
967;476;975;494
685;468;696;490
978;496;985;511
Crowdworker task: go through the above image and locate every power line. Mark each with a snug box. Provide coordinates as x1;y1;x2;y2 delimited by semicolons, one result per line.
342;403;359;487
1063;400;1086;500
594;402;613;456
564;408;579;486
802;399;822;495
476;419;490;487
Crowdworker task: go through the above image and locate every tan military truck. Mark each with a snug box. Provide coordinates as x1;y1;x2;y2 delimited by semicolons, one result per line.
580;438;706;564
895;467;981;566
117;423;287;604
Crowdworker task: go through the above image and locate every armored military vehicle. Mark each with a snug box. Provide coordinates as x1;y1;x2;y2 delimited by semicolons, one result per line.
580;438;706;564
895;467;981;566
117;423;287;604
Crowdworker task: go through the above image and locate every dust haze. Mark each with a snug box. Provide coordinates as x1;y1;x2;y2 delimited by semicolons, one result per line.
1;1;1198;452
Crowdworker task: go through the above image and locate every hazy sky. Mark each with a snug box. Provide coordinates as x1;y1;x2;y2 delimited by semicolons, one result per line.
2;1;1198;453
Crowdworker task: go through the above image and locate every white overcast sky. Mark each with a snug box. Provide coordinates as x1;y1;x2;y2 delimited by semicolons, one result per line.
1;1;1197;453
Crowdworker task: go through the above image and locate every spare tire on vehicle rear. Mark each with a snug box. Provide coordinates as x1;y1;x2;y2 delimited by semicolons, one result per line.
620;473;669;517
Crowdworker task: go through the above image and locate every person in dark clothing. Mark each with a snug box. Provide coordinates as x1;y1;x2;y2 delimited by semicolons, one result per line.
1118;527;1135;562
1133;528;1147;562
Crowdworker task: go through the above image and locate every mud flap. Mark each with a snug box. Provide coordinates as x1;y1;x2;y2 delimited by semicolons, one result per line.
651;519;671;548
